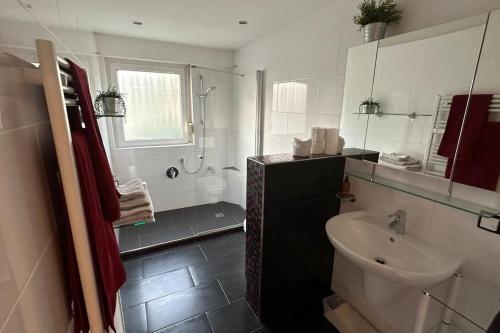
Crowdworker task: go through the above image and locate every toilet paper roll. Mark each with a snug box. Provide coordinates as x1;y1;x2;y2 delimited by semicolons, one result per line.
311;140;324;155
310;127;326;142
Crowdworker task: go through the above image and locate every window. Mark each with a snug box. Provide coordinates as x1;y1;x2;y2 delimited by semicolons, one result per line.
107;60;192;147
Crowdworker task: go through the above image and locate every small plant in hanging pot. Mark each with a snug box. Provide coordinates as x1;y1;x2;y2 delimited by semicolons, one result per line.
359;97;380;114
94;87;126;117
353;0;403;43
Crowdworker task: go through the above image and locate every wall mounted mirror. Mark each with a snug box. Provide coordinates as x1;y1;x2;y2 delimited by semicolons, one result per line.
340;13;493;192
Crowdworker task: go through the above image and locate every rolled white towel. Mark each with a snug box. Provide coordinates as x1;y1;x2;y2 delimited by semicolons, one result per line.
324;128;339;155
310;127;326;142
117;178;147;199
325;128;339;142
293;138;312;157
311;140;324;155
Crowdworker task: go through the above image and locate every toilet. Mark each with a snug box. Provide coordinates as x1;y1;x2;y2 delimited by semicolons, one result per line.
197;176;227;203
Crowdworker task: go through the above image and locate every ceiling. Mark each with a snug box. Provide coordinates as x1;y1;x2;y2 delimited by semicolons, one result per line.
1;0;333;49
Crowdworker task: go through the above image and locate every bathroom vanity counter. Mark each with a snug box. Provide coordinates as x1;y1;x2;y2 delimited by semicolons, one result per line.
245;149;378;323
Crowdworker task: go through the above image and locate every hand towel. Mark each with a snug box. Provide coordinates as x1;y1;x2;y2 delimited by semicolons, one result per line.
67;60;121;222
438;94;492;161
445;121;500;191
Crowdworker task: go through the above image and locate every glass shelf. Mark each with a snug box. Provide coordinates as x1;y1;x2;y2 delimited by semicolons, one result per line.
352;112;433;120
346;169;499;217
423;275;500;332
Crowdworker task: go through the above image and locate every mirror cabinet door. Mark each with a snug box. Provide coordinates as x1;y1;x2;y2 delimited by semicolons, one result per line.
451;9;500;196
339;41;378;151
362;15;488;180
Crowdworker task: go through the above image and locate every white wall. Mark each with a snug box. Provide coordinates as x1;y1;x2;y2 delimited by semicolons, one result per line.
0;17;240;211
0;54;70;332
232;0;500;208
94;33;237;211
233;0;500;330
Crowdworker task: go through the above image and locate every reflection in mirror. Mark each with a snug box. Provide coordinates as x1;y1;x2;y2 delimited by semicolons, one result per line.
364;15;488;179
339;15;489;182
452;9;500;194
339;41;378;150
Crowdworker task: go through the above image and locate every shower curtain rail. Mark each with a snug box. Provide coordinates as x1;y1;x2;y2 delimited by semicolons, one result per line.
190;64;245;77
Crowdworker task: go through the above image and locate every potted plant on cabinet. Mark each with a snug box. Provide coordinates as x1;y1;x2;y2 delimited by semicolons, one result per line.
94;87;126;117
353;0;403;43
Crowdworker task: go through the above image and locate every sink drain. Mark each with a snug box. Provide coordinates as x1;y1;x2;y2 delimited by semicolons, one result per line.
375;257;386;265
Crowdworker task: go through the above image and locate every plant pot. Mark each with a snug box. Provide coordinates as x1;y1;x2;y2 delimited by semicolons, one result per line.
359;102;380;114
103;97;121;114
363;22;388;43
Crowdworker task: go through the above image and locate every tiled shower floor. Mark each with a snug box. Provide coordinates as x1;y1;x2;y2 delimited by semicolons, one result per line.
120;231;339;333
118;201;246;252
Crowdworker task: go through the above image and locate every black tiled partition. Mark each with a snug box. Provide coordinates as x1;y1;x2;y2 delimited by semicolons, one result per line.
245;150;378;324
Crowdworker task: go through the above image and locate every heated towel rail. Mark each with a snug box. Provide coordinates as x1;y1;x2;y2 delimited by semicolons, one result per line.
423;94;500;178
36;39;105;333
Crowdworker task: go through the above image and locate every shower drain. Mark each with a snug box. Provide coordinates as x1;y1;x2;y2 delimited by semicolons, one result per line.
375;257;386;265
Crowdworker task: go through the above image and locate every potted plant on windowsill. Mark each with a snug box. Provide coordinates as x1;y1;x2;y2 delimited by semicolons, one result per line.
353;0;403;43
94;87;126;118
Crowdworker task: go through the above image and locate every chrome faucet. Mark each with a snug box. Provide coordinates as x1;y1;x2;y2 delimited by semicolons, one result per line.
388;209;406;235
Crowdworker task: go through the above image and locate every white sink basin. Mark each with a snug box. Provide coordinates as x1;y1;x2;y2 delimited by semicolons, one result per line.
325;211;462;305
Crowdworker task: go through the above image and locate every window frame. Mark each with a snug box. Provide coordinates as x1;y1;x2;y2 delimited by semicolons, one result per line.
106;58;193;148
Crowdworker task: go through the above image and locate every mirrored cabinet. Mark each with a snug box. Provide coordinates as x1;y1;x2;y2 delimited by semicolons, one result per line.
339;10;500;216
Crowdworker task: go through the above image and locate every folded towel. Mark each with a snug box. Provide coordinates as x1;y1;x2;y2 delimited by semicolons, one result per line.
310;127;326;142
379;159;422;172
114;213;155;227
381;152;411;162
117;178;147;199
379;155;420;166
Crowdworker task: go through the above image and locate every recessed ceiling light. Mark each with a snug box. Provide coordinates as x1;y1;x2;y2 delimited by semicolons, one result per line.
238;20;248;25
132;20;143;25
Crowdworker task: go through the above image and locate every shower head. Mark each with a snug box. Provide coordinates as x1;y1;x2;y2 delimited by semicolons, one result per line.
201;86;216;98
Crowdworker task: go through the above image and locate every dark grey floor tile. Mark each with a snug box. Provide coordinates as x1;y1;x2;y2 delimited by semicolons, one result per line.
146;281;227;332
120;236;141;252
207;299;261;333
123;303;148;333
191;215;242;235
218;271;246;302
123;259;143;282
140;225;194;247
156;315;212;333
142;245;206;278
199;232;245;260
126;218;174;237
120;267;194;307
188;250;245;286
